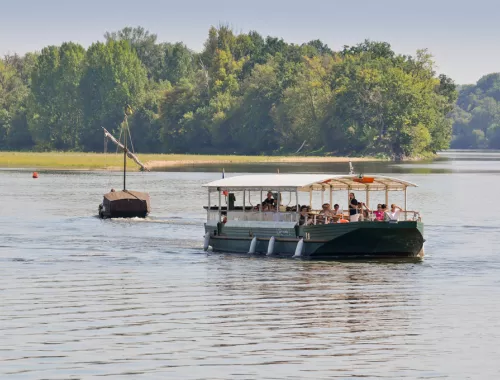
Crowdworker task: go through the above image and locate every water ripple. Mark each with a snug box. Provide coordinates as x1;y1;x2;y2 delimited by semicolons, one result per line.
1;168;500;378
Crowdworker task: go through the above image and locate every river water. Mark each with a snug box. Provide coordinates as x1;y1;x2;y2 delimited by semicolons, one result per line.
1;150;500;379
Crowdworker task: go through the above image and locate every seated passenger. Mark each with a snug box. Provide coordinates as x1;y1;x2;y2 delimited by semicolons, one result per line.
374;204;384;221
385;204;403;221
320;203;328;213
358;202;371;220
320;203;334;216
380;204;388;220
299;206;313;226
261;191;275;208
333;204;343;215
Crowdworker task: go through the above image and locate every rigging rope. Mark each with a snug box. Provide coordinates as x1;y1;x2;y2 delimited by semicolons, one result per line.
124;111;147;192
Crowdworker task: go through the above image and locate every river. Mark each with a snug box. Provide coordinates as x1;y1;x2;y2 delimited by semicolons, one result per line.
1;150;499;379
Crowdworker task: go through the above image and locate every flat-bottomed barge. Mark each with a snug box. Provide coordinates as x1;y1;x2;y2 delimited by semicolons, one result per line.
203;174;423;259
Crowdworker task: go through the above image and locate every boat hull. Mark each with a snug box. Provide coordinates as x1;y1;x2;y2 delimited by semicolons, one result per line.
205;221;424;259
98;190;150;219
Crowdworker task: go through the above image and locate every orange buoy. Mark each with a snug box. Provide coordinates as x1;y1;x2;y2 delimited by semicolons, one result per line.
32;172;38;179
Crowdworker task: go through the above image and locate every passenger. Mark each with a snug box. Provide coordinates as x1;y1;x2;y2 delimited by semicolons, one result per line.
385;204;403;221
261;191;275;208
374;204;384;221
348;192;359;222
358;202;371;220
333;204;343;215
320;203;334;216
299;206;313;226
316;203;331;224
380;204;388;220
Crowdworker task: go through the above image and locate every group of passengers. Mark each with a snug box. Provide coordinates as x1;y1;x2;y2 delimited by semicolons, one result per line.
299;203;343;225
298;192;403;225
349;192;403;222
349;192;404;223
257;191;403;225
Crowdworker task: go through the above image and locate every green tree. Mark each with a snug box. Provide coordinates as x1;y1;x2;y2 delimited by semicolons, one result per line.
0;59;32;148
451;73;500;148
29;42;86;150
80;40;147;150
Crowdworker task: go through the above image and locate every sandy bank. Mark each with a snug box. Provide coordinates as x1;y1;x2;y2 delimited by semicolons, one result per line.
144;156;380;169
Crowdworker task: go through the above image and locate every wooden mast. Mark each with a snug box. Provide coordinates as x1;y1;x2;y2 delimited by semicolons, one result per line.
123;115;127;191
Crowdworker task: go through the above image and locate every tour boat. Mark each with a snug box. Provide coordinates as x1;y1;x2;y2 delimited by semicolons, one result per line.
202;174;424;259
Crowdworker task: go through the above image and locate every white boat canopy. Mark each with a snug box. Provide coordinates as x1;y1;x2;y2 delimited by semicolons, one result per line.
203;174;417;192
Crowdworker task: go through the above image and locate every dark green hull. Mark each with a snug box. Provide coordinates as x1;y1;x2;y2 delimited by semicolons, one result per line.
205;221;424;259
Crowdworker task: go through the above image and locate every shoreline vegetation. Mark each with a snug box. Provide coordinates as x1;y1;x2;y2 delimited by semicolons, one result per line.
1;26;458;161
0;152;382;171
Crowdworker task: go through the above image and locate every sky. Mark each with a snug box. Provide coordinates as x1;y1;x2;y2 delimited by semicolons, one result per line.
0;0;499;84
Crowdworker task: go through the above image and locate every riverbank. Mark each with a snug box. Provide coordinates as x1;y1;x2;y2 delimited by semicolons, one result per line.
0;152;382;170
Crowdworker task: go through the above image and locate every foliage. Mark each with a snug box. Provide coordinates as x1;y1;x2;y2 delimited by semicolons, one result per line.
0;55;33;149
79;40;147;151
450;73;500;149
30;43;86;150
0;27;460;159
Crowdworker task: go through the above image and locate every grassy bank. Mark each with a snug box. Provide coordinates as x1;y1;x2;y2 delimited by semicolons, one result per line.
0;152;381;170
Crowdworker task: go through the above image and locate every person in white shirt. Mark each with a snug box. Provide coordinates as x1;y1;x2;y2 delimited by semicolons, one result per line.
385;204;403;221
333;204;343;215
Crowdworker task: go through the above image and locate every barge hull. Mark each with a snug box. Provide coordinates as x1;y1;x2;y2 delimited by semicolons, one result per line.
206;221;424;259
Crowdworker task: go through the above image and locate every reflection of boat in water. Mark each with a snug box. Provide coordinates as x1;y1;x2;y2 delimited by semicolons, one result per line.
202;174;424;259
98;109;151;219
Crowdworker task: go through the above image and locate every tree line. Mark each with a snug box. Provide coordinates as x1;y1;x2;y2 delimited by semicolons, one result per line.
450;73;500;149
0;26;460;159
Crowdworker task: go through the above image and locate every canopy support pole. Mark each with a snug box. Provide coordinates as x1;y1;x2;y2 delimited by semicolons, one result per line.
329;186;333;206
347;187;351;210
260;190;263;221
365;186;370;208
404;186;408;220
385;186;389;206
243;190;246;214
321;188;324;205
277;189;280;216
295;190;299;222
218;190;222;221
208;190;211;222
309;189;312;208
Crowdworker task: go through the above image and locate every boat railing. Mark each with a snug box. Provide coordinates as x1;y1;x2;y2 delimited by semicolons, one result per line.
207;209;298;223
207;209;421;224
207;209;220;221
305;210;421;225
362;210;421;222
228;211;297;223
402;210;421;222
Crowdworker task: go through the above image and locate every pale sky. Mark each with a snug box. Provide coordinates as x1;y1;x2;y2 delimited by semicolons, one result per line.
1;0;498;84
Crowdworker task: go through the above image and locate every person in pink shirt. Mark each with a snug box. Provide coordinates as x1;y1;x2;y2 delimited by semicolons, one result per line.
374;204;385;221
